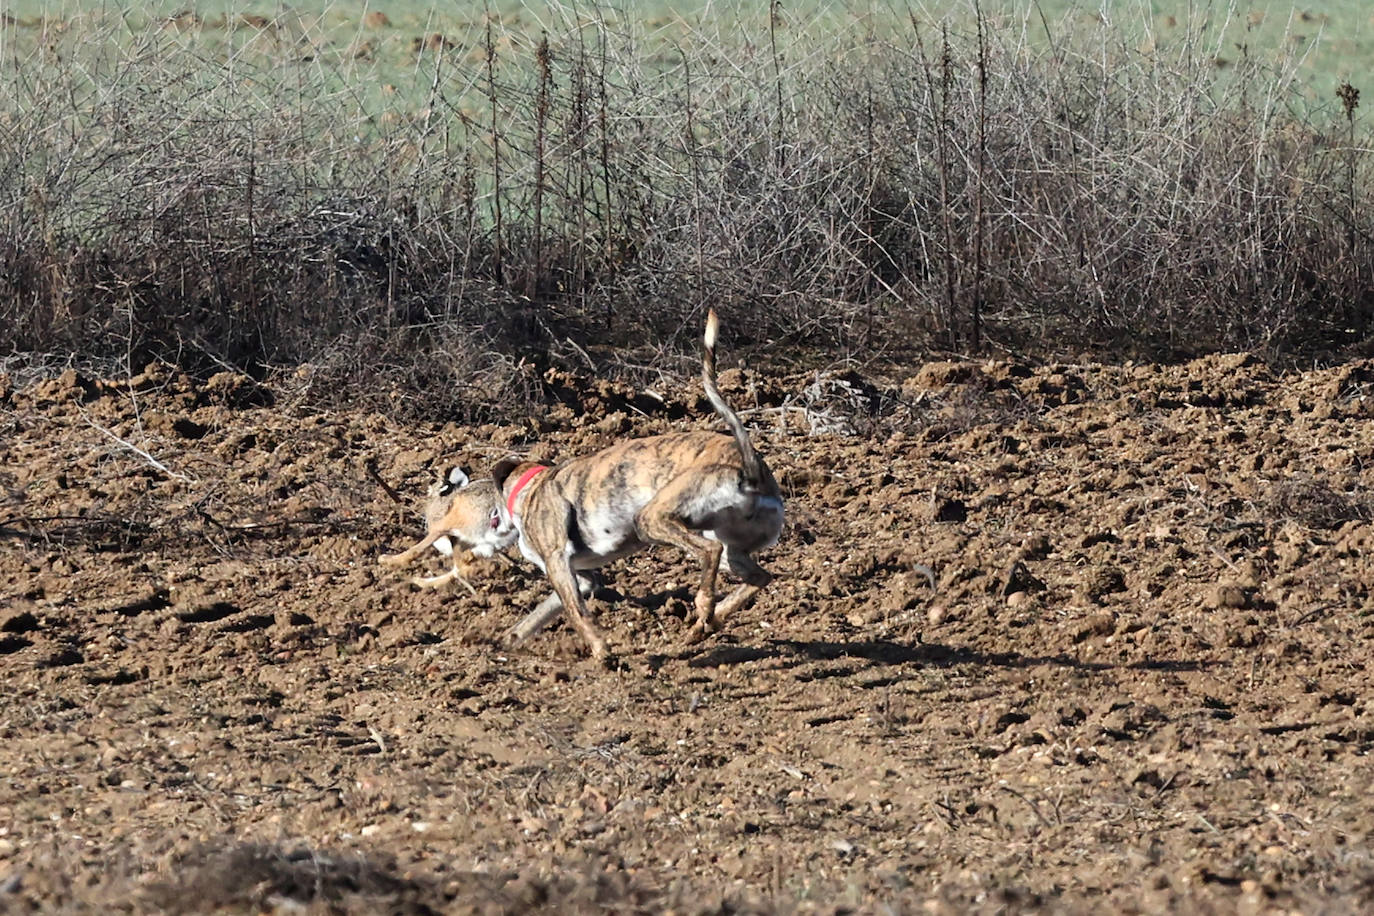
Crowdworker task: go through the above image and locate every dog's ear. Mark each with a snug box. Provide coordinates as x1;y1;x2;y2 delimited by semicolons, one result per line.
436;465;469;496
492;457;522;490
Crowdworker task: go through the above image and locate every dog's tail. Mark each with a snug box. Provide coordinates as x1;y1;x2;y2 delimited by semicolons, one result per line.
702;309;765;489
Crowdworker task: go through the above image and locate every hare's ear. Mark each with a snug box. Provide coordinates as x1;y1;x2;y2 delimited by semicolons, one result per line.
492;457;523;490
437;466;470;496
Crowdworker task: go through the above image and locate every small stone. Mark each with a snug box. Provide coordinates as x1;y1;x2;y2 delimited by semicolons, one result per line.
1073;611;1117;642
1208;583;1250;609
1082;566;1126;601
1000;561;1044;596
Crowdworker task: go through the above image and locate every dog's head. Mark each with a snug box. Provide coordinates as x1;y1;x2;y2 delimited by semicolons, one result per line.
424;465;517;557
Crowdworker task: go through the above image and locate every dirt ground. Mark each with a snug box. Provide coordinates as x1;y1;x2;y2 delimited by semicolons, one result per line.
2;353;1374;914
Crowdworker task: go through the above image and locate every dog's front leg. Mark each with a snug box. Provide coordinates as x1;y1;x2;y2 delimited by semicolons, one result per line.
507;574;594;644
508;590;565;644
543;557;608;662
522;516;610;659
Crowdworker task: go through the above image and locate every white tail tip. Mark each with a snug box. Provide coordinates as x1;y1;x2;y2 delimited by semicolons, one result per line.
704;309;719;349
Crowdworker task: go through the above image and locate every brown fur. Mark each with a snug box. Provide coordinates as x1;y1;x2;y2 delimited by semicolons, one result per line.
494;309;784;663
378;467;516;593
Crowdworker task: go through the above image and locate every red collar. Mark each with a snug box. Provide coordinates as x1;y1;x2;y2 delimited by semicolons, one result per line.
506;465;548;516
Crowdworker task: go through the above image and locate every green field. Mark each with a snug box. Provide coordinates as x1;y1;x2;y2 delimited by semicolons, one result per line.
2;1;1369;115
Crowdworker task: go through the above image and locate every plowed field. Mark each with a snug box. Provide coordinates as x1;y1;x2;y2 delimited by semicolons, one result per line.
3;355;1373;913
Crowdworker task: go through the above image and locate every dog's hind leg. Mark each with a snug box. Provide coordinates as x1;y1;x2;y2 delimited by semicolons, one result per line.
723;547;773;589
687;549;774;642
636;482;727;641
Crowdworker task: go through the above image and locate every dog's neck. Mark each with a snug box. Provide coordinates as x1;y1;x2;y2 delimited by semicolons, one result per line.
506;465;549;516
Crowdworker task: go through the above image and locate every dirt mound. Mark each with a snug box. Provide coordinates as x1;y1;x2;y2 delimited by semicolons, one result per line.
3;356;1374;912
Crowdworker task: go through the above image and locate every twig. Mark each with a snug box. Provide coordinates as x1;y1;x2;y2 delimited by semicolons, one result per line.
562;336;597;372
81;411;194;482
998;784;1054;828
195;508;347;535
365;460;406;506
0;514;122;543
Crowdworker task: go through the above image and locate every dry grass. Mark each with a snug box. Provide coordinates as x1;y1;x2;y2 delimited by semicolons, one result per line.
2;3;1371;419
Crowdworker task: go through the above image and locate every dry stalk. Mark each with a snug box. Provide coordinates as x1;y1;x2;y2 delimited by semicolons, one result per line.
80;410;193;483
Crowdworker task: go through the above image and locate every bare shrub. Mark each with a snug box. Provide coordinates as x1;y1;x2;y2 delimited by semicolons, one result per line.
1;4;1371;418
1264;475;1371;530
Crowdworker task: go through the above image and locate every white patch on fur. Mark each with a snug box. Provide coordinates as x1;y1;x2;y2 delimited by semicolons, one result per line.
518;536;549;573
576;501;644;557
689;488;784;553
